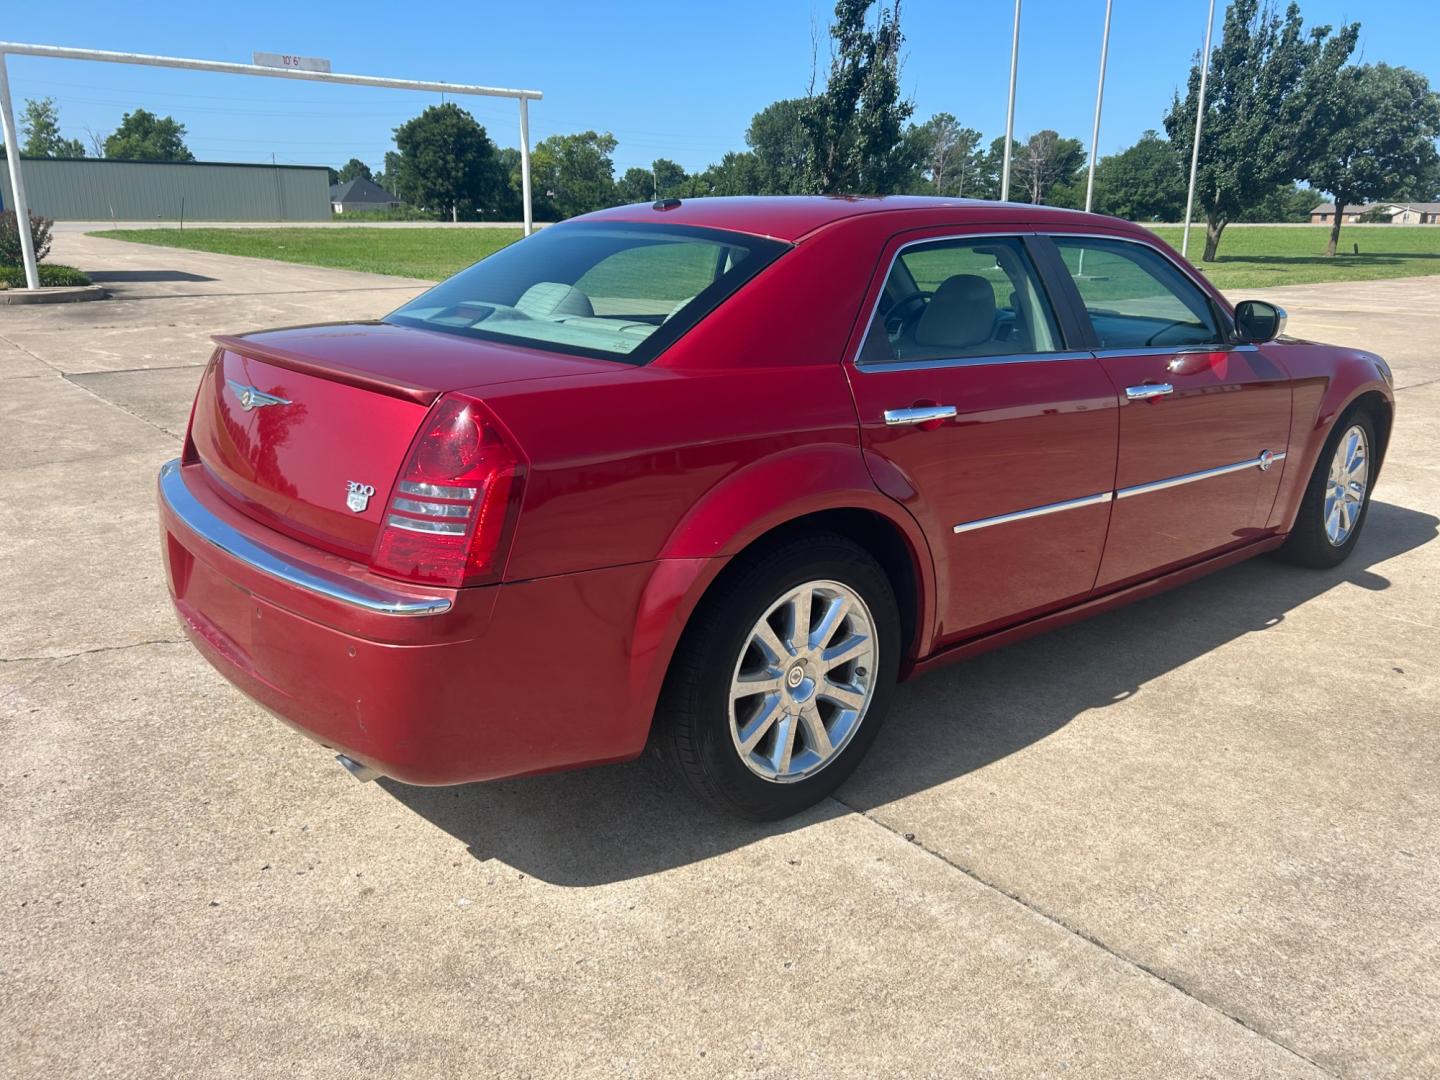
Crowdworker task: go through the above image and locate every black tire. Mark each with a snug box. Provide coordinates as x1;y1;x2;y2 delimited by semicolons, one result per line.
1276;408;1378;569
655;532;902;820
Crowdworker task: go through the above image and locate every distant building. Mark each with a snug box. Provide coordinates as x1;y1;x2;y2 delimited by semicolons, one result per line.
330;177;402;214
1310;201;1440;224
0;157;331;221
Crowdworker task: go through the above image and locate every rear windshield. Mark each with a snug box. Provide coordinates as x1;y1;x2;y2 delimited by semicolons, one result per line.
384;221;790;365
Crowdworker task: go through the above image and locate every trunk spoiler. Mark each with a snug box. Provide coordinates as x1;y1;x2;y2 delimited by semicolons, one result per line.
212;333;442;406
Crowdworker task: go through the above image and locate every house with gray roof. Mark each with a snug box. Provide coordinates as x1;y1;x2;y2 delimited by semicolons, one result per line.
330;177;401;214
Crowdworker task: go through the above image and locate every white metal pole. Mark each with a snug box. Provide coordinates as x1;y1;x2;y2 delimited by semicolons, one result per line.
1182;0;1217;259
1085;0;1113;214
518;96;533;237
0;42;543;101
1000;0;1022;202
0;52;41;290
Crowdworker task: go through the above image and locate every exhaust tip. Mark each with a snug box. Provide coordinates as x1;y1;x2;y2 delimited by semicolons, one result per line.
336;754;381;783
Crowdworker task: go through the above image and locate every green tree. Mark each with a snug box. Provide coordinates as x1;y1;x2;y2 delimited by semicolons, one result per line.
1236;182;1324;222
21;98;86;158
1163;0;1357;260
104;109;194;162
970;136;1019;200
337;158;374;184
615;166;653;204
913;113;983;196
1303;63;1440;255
801;0;917;193
532;131;618;219
1091;131;1187;220
1012;129;1086;205
392;104;505;219
680;152;766;198
746;98;811;194
651;158;688;199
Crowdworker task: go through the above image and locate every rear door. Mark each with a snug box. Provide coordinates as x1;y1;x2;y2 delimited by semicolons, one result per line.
1041;233;1292;588
845;228;1120;646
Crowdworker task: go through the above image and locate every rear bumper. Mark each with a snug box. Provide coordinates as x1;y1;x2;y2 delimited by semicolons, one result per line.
158;459;691;785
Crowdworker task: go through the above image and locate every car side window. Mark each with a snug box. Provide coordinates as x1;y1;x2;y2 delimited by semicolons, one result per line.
1050;236;1221;349
859;236;1062;364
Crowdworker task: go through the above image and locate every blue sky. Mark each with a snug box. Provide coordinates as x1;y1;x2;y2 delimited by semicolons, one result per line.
5;1;1436;176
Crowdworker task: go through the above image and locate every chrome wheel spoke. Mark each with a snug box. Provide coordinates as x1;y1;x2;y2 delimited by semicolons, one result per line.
819;682;866;711
770;713;799;773
752;620;792;666
821;632;869;670
728;579;878;784
800;706;833;759
737;695;784;753
810;594;852;650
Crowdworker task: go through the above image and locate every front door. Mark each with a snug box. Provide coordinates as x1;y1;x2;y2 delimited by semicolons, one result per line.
845;230;1120;645
1044;233;1292;588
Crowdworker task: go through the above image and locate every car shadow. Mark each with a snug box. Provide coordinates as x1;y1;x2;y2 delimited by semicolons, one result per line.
382;499;1437;887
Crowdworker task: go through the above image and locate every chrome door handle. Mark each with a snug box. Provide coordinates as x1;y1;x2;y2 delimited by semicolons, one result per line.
1125;383;1174;401
884;405;957;426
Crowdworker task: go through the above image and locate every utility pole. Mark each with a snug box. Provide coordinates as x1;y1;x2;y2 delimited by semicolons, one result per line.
1182;0;1217;259
1084;0;1113;214
1000;0;1022;202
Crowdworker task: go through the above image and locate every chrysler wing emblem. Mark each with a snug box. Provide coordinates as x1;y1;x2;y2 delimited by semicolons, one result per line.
226;378;292;412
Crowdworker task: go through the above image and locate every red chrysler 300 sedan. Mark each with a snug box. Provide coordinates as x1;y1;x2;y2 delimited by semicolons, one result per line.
158;196;1394;819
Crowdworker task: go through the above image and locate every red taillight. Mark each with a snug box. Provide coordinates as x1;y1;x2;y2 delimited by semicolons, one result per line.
370;394;525;587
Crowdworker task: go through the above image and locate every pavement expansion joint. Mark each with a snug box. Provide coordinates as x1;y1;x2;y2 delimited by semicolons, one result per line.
831;794;1343;1079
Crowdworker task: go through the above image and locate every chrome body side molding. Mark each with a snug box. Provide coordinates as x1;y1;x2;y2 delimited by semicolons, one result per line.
158;459;452;617
1116;452;1286;500
951;451;1285;533
953;491;1113;534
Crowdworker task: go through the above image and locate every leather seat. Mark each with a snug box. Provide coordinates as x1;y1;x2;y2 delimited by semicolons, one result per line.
911;274;996;352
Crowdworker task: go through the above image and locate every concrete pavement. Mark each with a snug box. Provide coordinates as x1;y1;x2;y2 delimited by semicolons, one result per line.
1;231;1437;1078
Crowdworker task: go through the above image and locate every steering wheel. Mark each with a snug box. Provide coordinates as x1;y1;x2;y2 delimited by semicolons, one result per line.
1144;321;1192;347
884;292;932;335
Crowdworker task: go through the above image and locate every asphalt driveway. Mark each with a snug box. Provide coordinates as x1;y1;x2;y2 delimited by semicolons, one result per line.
2;231;1437;1079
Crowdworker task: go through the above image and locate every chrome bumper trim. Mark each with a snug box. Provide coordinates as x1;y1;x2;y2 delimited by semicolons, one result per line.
1116;452;1287;500
953;490;1112;534
159;459;452;617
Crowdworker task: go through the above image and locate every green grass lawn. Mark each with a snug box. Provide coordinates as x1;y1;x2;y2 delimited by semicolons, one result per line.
89;222;1440;292
1146;225;1440;290
89;227;523;281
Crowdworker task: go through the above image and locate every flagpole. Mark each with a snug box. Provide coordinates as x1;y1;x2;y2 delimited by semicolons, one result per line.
1182;0;1217;259
1000;0;1021;201
1084;0;1113;213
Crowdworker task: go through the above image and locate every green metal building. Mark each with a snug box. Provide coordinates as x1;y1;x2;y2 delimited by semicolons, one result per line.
0;157;331;221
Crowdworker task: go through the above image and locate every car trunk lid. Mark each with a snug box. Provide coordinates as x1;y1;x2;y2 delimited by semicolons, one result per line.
188;322;617;559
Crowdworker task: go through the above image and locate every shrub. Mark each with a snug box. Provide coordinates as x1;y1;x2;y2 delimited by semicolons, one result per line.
0;211;54;266
0;263;91;288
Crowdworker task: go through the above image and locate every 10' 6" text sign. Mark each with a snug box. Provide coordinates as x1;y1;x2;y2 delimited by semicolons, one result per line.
252;52;332;73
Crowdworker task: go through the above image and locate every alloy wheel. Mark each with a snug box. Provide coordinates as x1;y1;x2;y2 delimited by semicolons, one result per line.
728;580;878;783
1324;423;1369;546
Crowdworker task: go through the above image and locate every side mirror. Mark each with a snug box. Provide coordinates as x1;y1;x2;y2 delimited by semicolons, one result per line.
1233;300;1287;344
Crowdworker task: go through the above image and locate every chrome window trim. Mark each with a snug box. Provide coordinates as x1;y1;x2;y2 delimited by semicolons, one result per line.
159;460;452;617
852;230;1084;372
953;490;1112;535
1090;344;1257;360
868;349;1094;374
1116;452;1287;500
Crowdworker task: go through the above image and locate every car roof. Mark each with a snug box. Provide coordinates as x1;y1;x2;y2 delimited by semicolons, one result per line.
575;195;1132;243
